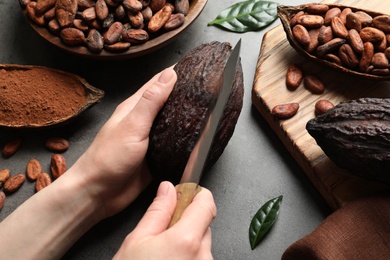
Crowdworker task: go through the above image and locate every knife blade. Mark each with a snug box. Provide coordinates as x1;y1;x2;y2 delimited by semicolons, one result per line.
169;39;241;227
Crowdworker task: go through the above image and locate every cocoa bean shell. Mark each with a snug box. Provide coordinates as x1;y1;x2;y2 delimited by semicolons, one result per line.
306;98;390;184
147;41;244;183
277;4;390;80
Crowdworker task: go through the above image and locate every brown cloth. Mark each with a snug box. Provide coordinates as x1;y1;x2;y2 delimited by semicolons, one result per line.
282;192;390;260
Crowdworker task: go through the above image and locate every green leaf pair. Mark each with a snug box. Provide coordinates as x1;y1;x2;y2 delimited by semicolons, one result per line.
208;0;279;33
249;195;283;250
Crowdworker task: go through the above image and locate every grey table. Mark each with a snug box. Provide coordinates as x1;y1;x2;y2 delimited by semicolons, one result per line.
0;0;330;259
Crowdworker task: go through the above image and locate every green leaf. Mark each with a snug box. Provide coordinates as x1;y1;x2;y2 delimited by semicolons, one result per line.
207;0;279;33
249;195;283;250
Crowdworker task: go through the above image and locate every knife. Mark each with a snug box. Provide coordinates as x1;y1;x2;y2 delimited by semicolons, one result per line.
168;39;241;227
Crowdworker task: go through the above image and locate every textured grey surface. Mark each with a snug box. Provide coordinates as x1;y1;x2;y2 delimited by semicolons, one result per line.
0;0;330;259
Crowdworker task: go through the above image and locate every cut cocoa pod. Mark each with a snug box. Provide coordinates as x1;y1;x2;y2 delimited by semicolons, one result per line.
306;98;390;184
278;4;390;80
147;41;244;184
0;64;104;129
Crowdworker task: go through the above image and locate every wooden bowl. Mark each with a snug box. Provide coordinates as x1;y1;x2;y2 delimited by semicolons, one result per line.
21;0;208;60
277;4;390;81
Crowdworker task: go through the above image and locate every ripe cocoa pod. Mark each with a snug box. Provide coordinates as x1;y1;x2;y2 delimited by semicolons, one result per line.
4;173;25;194
147;42;244;183
306;98;390;184
51;154;67;180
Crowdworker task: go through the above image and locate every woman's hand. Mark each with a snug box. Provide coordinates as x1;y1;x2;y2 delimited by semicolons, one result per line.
113;181;217;260
73;67;177;218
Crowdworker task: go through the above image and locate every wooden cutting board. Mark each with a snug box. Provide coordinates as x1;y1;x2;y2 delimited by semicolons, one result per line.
252;0;390;210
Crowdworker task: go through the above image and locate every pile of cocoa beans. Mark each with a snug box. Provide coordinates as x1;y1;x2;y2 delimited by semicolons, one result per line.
290;3;390;76
20;0;190;53
0;137;68;210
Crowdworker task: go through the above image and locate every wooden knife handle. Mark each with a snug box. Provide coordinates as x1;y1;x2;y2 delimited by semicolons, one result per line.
168;182;202;228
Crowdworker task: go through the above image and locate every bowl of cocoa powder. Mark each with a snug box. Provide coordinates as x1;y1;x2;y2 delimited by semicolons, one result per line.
20;0;208;60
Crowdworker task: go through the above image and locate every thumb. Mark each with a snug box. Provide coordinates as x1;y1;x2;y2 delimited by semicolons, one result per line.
130;181;177;239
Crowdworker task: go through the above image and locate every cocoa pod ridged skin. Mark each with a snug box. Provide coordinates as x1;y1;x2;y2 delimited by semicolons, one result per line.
147;41;244;184
306;98;390;184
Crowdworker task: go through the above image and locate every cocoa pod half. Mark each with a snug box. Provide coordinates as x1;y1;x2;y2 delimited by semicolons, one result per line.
306;98;390;184
147;41;244;183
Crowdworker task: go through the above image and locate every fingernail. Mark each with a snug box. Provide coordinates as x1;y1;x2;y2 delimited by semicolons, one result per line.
158;68;175;84
157;181;170;197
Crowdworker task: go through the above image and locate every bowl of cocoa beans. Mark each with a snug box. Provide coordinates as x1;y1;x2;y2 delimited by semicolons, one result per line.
20;0;207;60
278;3;390;80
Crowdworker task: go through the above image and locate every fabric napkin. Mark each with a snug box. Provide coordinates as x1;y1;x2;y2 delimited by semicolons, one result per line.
282;192;390;260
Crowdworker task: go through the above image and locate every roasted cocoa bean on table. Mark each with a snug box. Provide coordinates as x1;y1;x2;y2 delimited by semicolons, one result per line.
21;0;193;53
290;4;390;76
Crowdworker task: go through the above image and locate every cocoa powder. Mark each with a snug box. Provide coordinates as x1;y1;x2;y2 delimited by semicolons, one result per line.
0;68;87;126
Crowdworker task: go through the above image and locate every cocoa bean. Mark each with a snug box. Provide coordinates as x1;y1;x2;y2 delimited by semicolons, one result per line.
26;2;45;26
371;52;389;68
0;191;5;210
306;28;321;53
128;11;144;28
331;16;349;38
285;64;303;89
44;137;69;152
272;103;299;119
35;173;52;192
315;99;334;116
56;0;77;27
60;28;86;45
360;27;385;43
3;137;23;158
359;42;375;72
26;158;42;181
372;15;390;33
150;0;166;12
19;0;31;7
48;19;61;35
51;154;67;180
318;25;333;45
105;42;131;52
73;19;89;32
371;68;390;75
175;0;189;15
141;6;153;22
324;7;341;25
0;169;10;188
148;5;172;33
304;75;325;94
35;0;56;15
339;44;359;68
77;0;95;11
122;28;149;44
95;0;109;20
102;13;115;29
105;0;120;8
123;0;143;13
345;12;362;32
355;11;373;27
347;29;364;53
164;13;185;31
323;53;342;65
316;38;346;57
306;4;329;14
298;15;324;28
81;7;96;21
4;174;25;194
290;11;304;27
385;47;390;60
339;8;352;24
104;21;123;44
86;29;104;52
115;5;127;20
293;24;311;47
